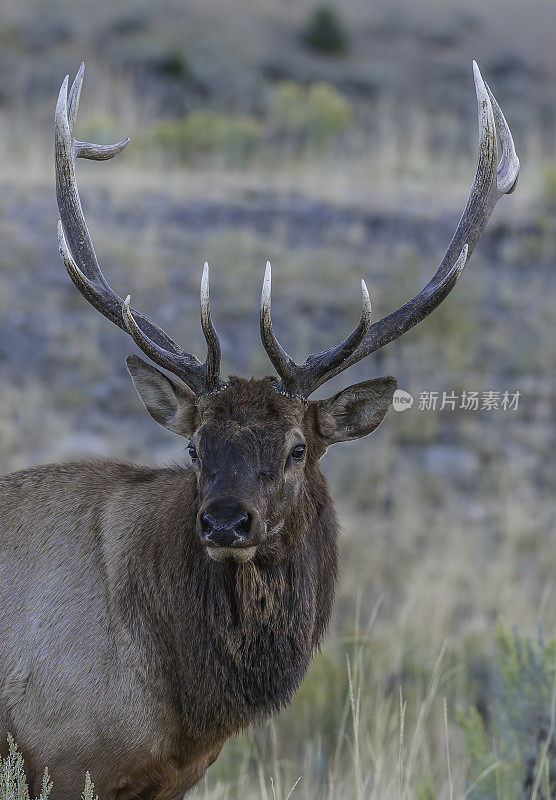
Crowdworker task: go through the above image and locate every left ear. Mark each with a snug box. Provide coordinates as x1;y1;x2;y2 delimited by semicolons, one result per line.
314;377;397;445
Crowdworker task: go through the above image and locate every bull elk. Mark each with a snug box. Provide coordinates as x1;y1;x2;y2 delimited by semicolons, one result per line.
0;63;518;799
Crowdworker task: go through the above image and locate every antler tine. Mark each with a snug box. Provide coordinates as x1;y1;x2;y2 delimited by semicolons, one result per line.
121;295;199;381
260;262;299;387
56;64;224;396
200;263;222;392
260;263;373;398
484;81;519;196
270;62;518;396
67;62;83;135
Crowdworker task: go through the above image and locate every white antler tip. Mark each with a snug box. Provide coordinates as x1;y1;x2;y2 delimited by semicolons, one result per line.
261;263;272;308
472;61;488;99
124;294;131;307
57;76;69;106
73;63;85;90
200;264;210;310
360;279;372;319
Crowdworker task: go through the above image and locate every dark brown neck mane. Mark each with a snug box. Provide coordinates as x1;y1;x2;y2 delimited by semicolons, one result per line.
108;462;338;744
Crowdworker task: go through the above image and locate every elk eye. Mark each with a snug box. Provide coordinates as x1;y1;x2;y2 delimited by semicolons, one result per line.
291;444;306;461
188;444;199;461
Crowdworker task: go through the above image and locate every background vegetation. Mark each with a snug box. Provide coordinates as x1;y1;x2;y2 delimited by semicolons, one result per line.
0;0;554;797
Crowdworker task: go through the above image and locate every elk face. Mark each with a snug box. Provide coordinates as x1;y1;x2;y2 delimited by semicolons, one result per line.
125;359;396;563
190;381;309;563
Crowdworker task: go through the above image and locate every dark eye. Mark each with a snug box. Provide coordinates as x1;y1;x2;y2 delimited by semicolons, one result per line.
188;444;199;461
290;444;306;461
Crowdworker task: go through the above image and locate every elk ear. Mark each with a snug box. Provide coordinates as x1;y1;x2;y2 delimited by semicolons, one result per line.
314;377;397;445
126;355;198;437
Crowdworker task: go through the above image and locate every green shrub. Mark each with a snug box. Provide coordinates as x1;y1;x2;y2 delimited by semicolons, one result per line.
147;111;262;162
268;81;353;149
302;6;349;55
146;84;352;163
0;734;51;800
0;735;96;800
81;773;98;800
459;621;556;799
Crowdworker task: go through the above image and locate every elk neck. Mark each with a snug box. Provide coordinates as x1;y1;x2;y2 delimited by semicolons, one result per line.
104;459;339;741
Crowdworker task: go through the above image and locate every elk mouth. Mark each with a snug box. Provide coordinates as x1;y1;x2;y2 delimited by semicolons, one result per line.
205;544;258;563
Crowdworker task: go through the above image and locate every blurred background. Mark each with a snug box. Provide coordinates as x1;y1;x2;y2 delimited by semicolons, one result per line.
0;0;555;797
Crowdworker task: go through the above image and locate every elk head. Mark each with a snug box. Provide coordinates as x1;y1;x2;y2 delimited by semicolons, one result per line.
55;63;519;563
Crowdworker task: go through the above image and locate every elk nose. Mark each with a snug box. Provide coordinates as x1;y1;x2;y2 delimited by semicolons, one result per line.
200;500;252;547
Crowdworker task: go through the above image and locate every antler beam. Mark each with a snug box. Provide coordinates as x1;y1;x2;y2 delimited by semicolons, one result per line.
55;64;224;396
259;62;519;397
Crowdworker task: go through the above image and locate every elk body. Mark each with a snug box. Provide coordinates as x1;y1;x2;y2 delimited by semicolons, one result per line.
0;63;518;800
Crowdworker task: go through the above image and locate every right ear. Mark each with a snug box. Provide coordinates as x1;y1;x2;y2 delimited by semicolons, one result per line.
126;355;198;437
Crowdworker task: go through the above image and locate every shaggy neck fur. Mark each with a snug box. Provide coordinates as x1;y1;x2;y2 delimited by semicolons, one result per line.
112;459;338;747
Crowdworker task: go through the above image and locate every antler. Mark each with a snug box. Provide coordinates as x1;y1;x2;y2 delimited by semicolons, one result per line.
261;263;373;398
260;62;519;398
55;63;224;396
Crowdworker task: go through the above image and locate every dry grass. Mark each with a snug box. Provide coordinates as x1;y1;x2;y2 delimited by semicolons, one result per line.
0;0;554;795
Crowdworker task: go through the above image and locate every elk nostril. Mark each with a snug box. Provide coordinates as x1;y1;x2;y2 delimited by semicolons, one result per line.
201;512;216;536
200;503;253;546
233;512;251;537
